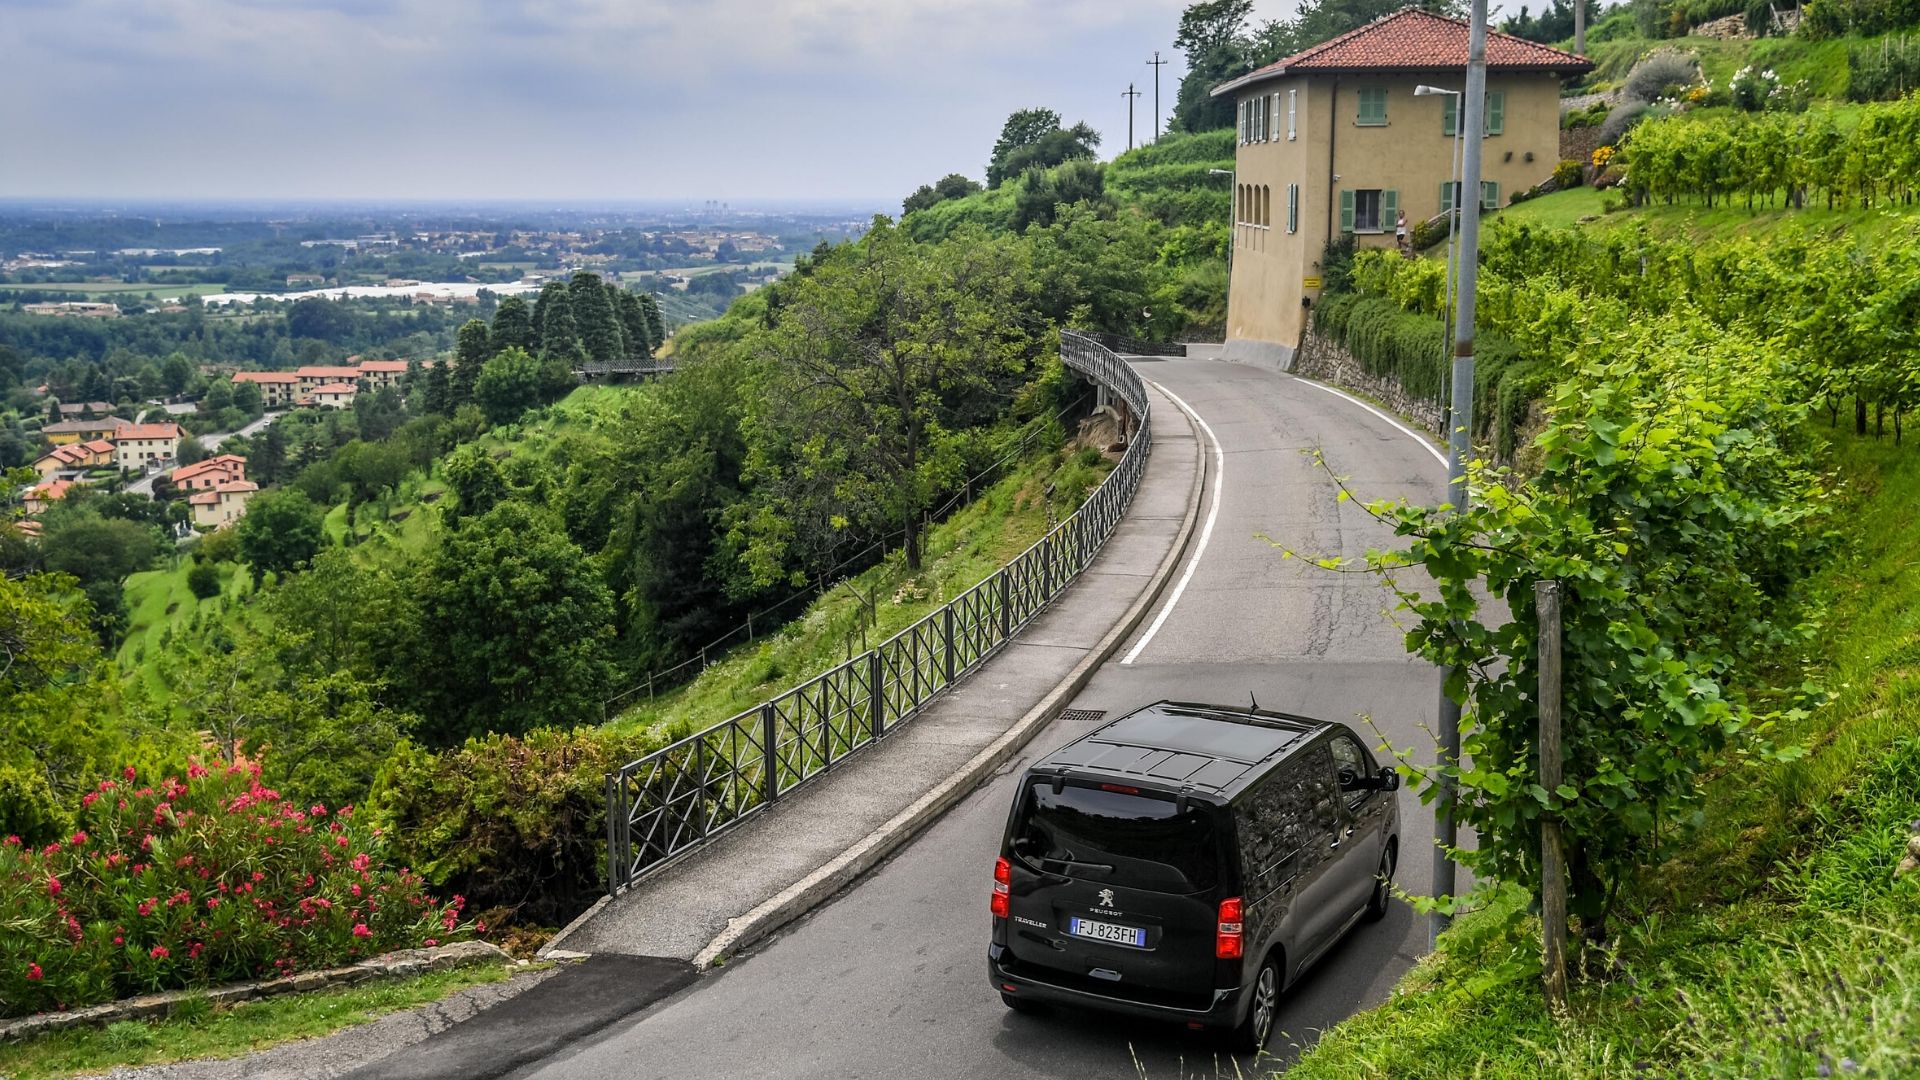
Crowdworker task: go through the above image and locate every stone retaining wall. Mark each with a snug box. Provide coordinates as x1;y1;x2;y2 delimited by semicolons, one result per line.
0;940;513;1042
1293;326;1445;435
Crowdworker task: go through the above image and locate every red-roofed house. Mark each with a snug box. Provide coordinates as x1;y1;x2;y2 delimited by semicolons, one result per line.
189;480;259;528
309;382;358;409
23;479;75;515
232;371;302;408
356;360;410;391
1208;7;1591;367
171;454;247;492
32;438;116;480
295;366;364;395
113;423;183;470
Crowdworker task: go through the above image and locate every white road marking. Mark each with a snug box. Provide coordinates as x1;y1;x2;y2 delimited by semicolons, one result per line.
1298;378;1449;470
1121;381;1223;665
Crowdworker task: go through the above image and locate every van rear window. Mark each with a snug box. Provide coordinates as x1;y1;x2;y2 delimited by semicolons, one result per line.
1012;781;1218;893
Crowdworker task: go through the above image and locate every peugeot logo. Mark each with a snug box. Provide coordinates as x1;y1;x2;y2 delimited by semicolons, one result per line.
1097;888;1116;908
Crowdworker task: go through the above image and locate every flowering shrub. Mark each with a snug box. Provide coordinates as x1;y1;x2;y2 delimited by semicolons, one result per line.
1729;65;1779;111
0;762;472;1018
1591;145;1617;169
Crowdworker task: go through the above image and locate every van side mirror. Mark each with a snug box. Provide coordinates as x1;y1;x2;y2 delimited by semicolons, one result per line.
1378;766;1401;792
1337;766;1359;790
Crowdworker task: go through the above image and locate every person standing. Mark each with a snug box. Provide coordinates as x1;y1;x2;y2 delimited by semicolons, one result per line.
1395;210;1411;255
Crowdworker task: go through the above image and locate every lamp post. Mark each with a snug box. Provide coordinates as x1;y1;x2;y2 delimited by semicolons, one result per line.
1414;85;1466;430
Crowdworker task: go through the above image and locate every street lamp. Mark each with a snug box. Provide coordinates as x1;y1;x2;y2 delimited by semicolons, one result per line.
1415;85;1466;434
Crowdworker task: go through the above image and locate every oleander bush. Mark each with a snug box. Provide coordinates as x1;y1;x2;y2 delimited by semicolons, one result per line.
0;762;470;1018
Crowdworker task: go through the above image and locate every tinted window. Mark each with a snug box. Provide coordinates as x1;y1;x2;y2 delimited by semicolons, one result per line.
1013;782;1218;893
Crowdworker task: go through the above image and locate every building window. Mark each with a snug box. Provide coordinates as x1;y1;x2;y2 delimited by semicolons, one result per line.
1287;183;1299;233
1356;87;1387;126
1287;88;1297;140
1339;188;1398;233
1481;180;1502;209
1443;90;1506;136
1261;185;1271;227
1440;180;1460;215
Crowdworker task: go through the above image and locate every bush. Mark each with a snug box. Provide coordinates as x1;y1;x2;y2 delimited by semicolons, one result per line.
0;763;469;1017
1597;100;1651;144
1847;35;1920;102
185;560;221;601
368;727;669;929
1553;159;1585;188
1560;100;1611;129
1623;50;1702;103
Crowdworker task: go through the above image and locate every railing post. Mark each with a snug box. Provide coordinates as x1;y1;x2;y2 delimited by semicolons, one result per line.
869;650;885;740
605;771;621;898
761;702;779;804
999;570;1012;640
942;605;956;684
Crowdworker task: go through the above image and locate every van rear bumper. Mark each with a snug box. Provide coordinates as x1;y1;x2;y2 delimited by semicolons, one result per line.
988;945;1248;1028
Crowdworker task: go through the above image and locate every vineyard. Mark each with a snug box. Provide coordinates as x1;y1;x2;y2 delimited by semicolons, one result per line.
1619;91;1920;208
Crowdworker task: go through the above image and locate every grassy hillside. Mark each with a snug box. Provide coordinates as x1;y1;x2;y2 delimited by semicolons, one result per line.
1285;429;1920;1078
1502;179;1920;245
606;432;1114;736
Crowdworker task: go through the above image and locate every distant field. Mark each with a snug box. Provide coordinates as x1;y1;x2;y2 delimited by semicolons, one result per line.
0;280;229;297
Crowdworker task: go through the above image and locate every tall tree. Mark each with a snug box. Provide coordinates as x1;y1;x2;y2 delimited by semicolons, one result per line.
986;109;1101;188
1173;0;1254;134
533;282;578;359
615;289;653;357
399;502;617;744
473;346;547;425
568;272;626;364
452;318;491;407
490;295;536;353
639;293;666;349
236;489;325;585
751;222;1034;573
423;359;452;416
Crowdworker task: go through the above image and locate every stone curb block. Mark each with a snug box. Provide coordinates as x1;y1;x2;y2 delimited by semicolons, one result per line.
690;383;1209;969
0;941;513;1042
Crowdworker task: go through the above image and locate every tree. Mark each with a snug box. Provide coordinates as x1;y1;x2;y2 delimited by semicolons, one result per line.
1012;160;1109;232
400;502;617;744
473;346;547;426
752;221;1034;573
987;109;1101;188
568;272;626;364
186;558;221;599
441;443;508;520
639;293;666;349
333;439;410;508
251;422;288;485
1173;0;1254;134
452;319;491;407
534;282;578;358
423;360;452;416
236;489;325;585
201;377;233;414
176;436;209;465
159;352;194;396
903;173;985;215
615;289;653;357
490;295;535;353
230;378;264;417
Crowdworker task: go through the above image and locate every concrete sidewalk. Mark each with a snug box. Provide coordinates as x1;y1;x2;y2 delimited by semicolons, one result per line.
548;379;1203;965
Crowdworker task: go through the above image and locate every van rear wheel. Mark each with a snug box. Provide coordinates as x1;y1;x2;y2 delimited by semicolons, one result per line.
1365;843;1396;922
1227;955;1279;1054
1000;991;1043;1014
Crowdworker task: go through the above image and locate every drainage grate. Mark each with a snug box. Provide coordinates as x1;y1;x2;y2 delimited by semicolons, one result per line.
1060;709;1108;724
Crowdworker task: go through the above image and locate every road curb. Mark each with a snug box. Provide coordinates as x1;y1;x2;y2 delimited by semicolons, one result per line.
690;383;1209;970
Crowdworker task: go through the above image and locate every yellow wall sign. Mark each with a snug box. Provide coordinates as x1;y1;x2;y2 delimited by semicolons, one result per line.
1302;275;1323;289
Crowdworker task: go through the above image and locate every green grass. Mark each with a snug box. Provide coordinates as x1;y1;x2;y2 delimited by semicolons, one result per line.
1500;187;1611;230
116;557;254;701
1282;428;1920;1079
0;281;228;297
0;961;531;1079
605;438;1114;736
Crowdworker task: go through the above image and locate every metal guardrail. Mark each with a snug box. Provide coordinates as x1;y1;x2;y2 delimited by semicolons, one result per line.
576;358;676;378
603;330;1153;896
1077;330;1187;359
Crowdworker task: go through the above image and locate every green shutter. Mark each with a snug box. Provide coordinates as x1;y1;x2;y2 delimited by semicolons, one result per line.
1288;184;1299;233
1482;180;1501;209
1443;95;1457;137
1487;91;1506;135
1357;87;1386;125
1382;189;1399;222
1339;190;1355;233
1440;181;1454;215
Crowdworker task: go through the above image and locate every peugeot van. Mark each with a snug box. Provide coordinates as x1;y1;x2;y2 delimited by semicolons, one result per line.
986;701;1400;1052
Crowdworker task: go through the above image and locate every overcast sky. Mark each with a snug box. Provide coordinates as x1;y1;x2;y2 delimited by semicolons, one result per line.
0;0;1299;203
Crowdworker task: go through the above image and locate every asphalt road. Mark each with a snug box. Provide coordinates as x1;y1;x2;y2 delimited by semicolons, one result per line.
511;358;1451;1080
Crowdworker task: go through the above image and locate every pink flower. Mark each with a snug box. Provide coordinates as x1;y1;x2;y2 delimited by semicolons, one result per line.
187;761;208;779
123;765;137;781
70;831;88;846
113;935;124;946
26;963;43;981
206;897;221;909
424;938;439;947
150;945;170;959
351;853;371;872
310;804;327;817
138;898;157;917
46;876;61;897
351;923;371;938
82;792;99;808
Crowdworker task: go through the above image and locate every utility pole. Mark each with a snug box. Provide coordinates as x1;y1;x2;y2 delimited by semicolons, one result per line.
1575;0;1587;55
1431;0;1489;949
1123;83;1142;151
1147;51;1169;141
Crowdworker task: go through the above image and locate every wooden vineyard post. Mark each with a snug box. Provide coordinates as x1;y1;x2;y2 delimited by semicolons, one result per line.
1536;579;1568;1012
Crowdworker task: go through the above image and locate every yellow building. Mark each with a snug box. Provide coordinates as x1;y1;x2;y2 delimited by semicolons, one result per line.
1210;8;1590;368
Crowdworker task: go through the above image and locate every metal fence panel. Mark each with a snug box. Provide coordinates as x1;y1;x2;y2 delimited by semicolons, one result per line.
605;330;1156;894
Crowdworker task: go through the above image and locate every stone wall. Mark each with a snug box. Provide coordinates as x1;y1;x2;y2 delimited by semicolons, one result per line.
1293;326;1445;435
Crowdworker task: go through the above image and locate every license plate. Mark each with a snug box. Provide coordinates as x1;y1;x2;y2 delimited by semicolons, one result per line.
1068;917;1146;947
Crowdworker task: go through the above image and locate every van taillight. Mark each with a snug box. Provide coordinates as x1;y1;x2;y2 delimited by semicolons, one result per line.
1216;896;1244;959
991;856;1011;919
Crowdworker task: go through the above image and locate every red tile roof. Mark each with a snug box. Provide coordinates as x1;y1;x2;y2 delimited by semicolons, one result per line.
233;371;301;383
357;360;409;373
296;366;363;379
1213;7;1592;95
310;382;358;394
171;454;247;483
118;423;181;441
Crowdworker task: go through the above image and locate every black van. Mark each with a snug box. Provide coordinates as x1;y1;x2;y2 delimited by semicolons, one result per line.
987;701;1400;1052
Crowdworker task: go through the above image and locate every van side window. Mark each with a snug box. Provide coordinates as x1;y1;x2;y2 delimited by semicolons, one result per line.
1239;747;1340;900
1328;734;1372;809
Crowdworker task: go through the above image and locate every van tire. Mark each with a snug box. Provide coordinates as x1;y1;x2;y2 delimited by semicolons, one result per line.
1000;992;1044;1014
1364;842;1396;922
1227;954;1280;1054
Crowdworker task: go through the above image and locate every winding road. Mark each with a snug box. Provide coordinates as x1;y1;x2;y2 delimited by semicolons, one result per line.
512;356;1451;1078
